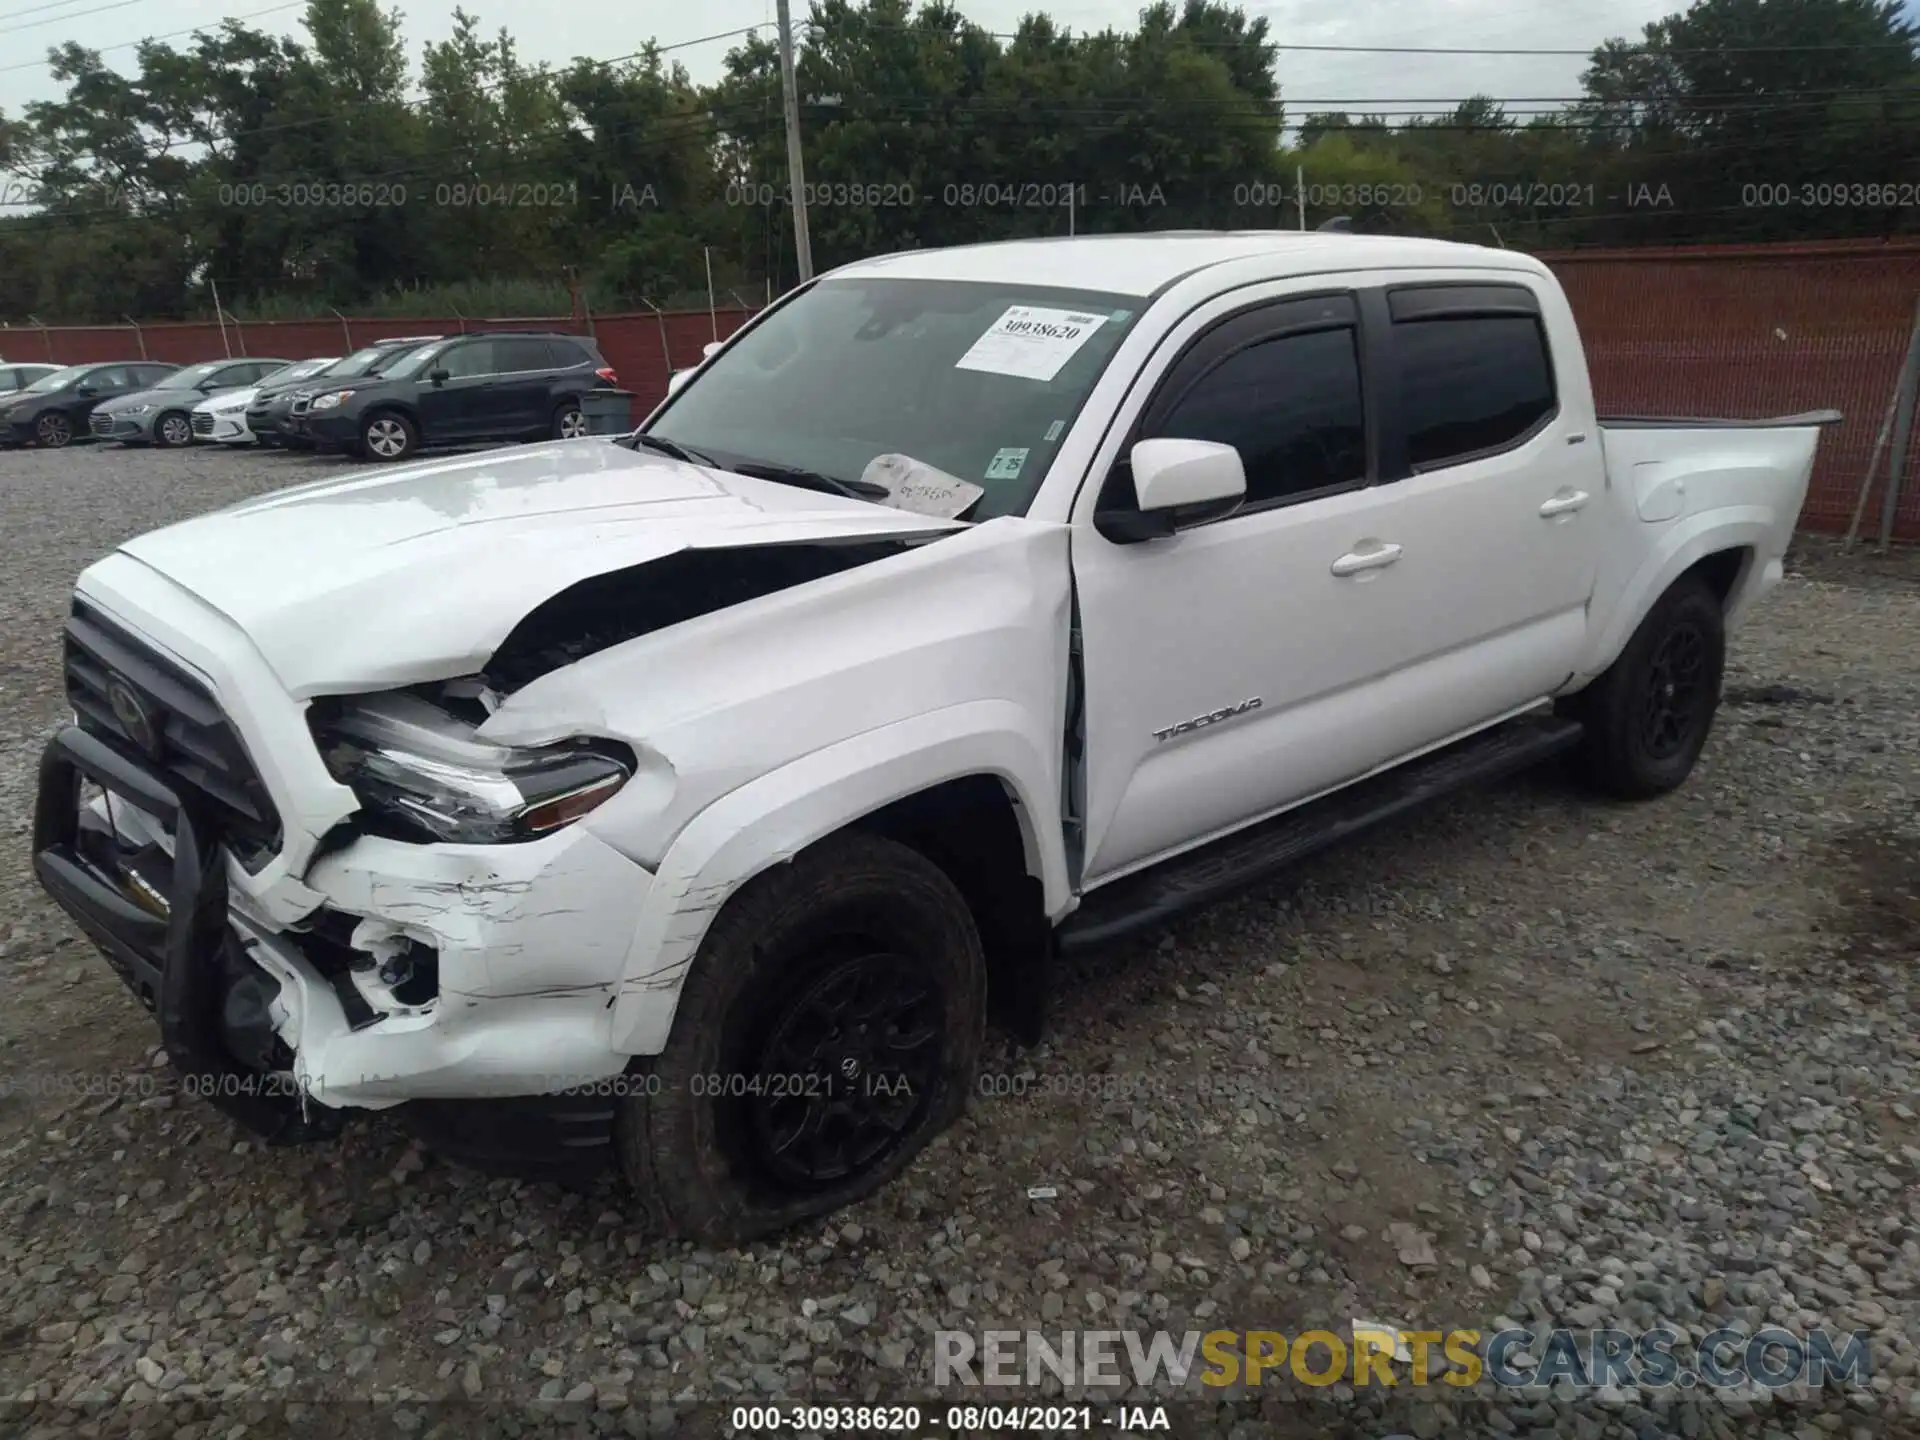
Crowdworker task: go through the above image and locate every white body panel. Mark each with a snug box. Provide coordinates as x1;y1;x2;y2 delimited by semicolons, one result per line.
192;386;260;444
49;233;1827;1107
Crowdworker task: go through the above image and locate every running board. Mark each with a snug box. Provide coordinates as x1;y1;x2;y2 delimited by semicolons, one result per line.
1055;712;1584;954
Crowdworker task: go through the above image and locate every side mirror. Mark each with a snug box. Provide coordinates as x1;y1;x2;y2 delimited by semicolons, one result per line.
701;341;723;359
1095;438;1246;543
666;368;695;395
429;368;449;386
76;385;98;398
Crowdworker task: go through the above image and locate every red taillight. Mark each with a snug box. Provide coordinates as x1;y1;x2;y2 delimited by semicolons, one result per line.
595;365;619;386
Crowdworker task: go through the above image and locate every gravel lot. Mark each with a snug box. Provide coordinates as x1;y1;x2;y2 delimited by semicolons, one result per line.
0;441;1916;1439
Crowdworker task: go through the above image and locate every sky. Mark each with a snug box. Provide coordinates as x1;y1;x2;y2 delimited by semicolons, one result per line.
0;0;1687;122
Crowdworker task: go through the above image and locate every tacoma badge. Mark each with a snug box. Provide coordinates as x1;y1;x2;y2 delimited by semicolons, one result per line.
1153;697;1262;743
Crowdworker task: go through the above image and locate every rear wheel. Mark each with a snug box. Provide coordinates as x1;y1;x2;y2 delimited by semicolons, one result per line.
360;411;417;462
154;410;193;448
616;832;985;1244
1563;575;1725;798
35;411;72;448
553;401;588;440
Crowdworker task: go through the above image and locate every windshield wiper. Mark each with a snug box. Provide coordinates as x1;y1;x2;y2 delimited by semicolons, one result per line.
728;460;890;501
621;431;725;468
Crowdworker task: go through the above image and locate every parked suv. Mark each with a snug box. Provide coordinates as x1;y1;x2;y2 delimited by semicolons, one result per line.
290;331;616;461
0;361;178;448
247;336;441;448
90;357;292;447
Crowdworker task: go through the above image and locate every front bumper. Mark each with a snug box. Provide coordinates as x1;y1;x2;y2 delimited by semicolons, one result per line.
33;725;341;1142
197;412;252;442
34;719;652;1111
301;411;358;447
91;413;155;443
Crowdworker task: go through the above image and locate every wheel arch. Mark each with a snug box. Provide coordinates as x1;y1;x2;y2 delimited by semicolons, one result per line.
607;700;1069;1055
1574;511;1769;685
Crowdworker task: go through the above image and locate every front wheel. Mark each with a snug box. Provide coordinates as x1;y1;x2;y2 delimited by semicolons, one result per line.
1562;575;1725;799
616;832;985;1244
154;410;193;448
360;411;417;462
35;411;72;448
553;401;588;439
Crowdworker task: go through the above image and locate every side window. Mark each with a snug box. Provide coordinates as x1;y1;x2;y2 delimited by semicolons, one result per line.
1391;312;1556;471
89;367;131;389
440;340;496;378
495;338;555;372
0;369;17;389
139;366;173;386
1146;326;1367;507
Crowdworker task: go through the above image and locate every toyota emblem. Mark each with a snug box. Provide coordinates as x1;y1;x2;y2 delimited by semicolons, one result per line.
105;675;162;755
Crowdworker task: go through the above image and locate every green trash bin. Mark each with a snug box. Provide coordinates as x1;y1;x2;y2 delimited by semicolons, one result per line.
581;388;635;436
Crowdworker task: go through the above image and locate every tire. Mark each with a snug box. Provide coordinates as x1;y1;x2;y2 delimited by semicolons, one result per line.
553;400;589;440
34;411;72;448
616;832;986;1244
1563;575;1725;799
360;410;417;462
154;410;194;448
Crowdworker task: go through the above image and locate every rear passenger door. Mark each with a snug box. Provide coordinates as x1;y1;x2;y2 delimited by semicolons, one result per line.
1362;279;1605;738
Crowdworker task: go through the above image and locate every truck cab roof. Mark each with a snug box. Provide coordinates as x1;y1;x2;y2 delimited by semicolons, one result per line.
833;230;1549;298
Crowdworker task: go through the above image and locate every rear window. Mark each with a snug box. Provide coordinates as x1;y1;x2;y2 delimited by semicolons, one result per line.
1393;314;1556;470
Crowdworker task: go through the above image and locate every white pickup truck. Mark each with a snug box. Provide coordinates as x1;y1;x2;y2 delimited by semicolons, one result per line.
34;233;1834;1241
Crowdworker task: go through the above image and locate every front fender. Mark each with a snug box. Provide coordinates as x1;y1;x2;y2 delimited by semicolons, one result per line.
1574;505;1772;683
607;699;1068;1055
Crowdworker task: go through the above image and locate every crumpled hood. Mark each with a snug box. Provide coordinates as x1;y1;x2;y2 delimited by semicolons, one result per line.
101;439;963;696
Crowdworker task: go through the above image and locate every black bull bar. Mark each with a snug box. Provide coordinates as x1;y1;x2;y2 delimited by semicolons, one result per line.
32;723;338;1143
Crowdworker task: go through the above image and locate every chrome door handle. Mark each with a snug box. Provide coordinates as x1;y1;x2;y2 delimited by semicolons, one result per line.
1330;542;1403;577
1540;490;1590;517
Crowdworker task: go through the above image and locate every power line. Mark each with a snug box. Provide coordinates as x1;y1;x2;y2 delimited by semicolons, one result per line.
0;2;305;75
0;0;148;36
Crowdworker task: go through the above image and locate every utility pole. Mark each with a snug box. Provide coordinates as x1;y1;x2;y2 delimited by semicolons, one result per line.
776;0;814;281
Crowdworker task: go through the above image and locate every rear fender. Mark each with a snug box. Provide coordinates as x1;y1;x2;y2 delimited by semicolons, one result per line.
608;700;1069;1055
1574;507;1773;682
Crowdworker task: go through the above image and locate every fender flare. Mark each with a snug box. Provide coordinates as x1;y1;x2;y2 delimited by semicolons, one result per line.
1576;507;1770;681
607;699;1069;1055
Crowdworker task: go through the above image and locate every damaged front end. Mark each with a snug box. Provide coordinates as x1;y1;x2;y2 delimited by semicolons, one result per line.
31;515;954;1179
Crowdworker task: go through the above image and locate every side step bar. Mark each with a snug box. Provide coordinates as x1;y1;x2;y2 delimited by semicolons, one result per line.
1055;711;1584;954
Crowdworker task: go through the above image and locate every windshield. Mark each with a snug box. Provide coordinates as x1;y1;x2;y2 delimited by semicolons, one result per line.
275;357;336;381
647;277;1140;519
377;342;448;381
156;362;225;390
25;365;86;392
330;341;432;379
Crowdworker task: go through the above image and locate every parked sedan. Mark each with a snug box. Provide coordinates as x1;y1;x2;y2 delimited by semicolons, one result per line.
90;357;293;447
292;331;616;461
191;357;337;444
0;363;61;400
0;361;179;448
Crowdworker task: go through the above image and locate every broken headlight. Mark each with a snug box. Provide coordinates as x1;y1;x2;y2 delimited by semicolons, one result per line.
309;691;632;844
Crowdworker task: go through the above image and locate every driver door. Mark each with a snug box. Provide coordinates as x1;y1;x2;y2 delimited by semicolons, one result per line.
415;338;497;442
1071;291;1419;885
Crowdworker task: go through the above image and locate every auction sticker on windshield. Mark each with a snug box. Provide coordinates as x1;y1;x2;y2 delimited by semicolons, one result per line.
956;305;1109;382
